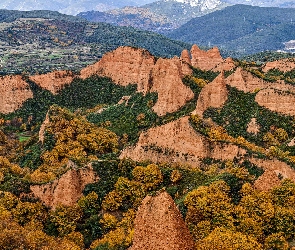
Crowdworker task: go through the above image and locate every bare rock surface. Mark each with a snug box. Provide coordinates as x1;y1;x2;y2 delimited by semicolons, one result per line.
255;88;295;116
31;162;98;209
80;46;155;94
191;45;223;71
150;58;194;116
121;117;246;166
246;118;260;135
226;67;267;93
263;58;295;73
38;112;50;144
250;158;295;191
29;70;74;94
254;169;281;192
129;191;195;250
181;49;191;65
0;75;33;114
213;57;236;72
194;72;228;118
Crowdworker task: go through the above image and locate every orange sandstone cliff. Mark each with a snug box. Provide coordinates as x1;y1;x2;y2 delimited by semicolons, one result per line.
190;45;224;71
80;46;194;116
193;72;228;118
80;46;156;93
150;57;194;115
263;58;295;73
121;116;246;166
29;70;75;94
30;161;98;208
0;75;33;114
129;191;195;250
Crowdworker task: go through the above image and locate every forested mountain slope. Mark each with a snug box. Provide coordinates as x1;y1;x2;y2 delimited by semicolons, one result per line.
168;4;295;54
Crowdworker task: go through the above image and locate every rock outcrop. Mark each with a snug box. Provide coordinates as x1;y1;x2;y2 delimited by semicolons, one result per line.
80;46;194;116
226;67;267;93
250;158;295;190
80;46;156;94
254;169;281;192
191;45;223;71
193;72;228;118
29;70;74;94
121;116;246;166
181;49;191;65
129;191;195;250
246;118;260;135
30;162;98;208
255;88;295;116
213;57;236;72
263;58;295;73
0;75;33;114
38;112;50;144
150;58;194;116
180;49;193;76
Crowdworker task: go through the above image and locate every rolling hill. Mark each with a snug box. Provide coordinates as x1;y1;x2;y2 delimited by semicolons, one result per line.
0;9;191;75
168;4;295;54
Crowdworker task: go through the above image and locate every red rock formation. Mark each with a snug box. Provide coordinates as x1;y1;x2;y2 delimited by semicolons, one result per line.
246;118;260;135
263;58;295;73
30;162;98;209
193;72;228;118
121;116;246;165
129;191;195;250
38;112;50;144
80;46;155;94
150;58;194;116
254;169;281;192
250;158;295;183
181;49;191;65
226;67;267;93
213;57;236;72
0;75;33;114
255;88;295;116
30;70;74;94
191;45;223;71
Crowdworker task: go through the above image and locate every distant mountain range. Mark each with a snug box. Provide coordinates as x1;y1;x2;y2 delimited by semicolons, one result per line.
78;0;228;33
1;0;294;16
168;4;295;54
0;0;155;15
223;0;295;8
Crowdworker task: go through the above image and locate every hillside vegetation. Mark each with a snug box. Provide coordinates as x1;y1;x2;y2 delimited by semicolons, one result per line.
0;10;190;75
168;4;295;54
2;46;295;249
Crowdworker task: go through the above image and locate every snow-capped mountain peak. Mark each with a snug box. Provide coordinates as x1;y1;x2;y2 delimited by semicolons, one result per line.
173;0;221;9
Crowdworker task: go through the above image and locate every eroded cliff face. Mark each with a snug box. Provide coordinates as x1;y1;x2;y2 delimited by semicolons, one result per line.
151;58;194;116
129;191;195;250
80;46;194;116
80;46;156;94
263;58;295;73
255;88;295;116
30;162;98;209
29;70;74;94
213;57;236;72
254;169;281;192
193;72;228;118
0;75;33;114
251;158;295;192
121;116;246;166
191;45;224;71
226;67;267;93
